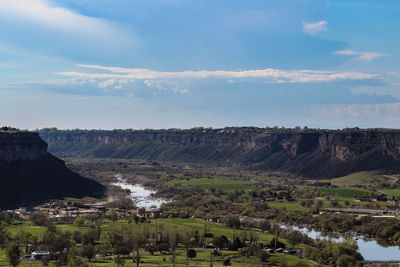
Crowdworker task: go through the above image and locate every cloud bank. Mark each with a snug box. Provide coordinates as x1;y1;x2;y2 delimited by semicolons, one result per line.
55;64;378;85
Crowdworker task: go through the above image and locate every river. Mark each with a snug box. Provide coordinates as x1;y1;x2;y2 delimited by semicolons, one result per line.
284;225;400;261
112;174;167;208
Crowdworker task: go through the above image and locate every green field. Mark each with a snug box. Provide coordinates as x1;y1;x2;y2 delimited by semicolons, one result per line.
328;171;388;186
304;186;372;199
168;178;254;192
381;188;400;198
267;201;309;212
4;218;274;244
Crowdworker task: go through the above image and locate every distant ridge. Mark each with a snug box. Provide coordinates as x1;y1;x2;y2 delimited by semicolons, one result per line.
0;129;105;209
40;127;400;178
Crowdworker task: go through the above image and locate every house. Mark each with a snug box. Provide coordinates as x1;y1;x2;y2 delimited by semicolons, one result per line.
136;208;161;218
204;243;215;249
31;251;50;260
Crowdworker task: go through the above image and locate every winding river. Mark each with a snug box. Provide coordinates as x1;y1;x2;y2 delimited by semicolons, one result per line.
284;225;400;261
112;174;167;208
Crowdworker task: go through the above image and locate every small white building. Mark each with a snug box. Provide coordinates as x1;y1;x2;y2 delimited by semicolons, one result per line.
31;251;49;260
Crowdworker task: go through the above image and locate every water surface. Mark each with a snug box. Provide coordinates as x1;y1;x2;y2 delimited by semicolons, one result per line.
112;174;166;208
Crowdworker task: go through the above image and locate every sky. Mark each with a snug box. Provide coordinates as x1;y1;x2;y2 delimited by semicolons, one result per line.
1;0;400;130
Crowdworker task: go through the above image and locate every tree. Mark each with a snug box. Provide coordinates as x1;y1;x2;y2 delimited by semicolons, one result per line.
74;216;85;228
223;216;241;228
336;254;356;266
0;224;8;248
15;230;32;253
133;231;145;267
212;235;229;250
109;211;119;223
6;244;21;267
187;249;196;260
286;231;302;249
67;247;88;267
29;212;49;226
169;231;177;267
99;243;111;259
73;230;82;244
81;244;96;262
259;250;269;262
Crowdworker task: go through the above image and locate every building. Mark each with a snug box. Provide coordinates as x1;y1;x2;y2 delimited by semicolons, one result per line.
136;208;161;218
31;251;50;260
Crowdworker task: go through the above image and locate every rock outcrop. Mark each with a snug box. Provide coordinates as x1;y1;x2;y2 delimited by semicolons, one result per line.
0;131;47;162
0;130;105;209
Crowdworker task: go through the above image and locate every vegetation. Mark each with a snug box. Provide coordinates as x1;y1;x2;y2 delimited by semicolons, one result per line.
4;150;400;266
0;216;360;266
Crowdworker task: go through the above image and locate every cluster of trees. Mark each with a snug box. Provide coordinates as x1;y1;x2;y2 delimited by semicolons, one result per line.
303;239;363;266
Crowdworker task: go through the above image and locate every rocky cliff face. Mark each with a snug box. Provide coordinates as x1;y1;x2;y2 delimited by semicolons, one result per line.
0;130;105;209
39;128;400;178
0;131;48;162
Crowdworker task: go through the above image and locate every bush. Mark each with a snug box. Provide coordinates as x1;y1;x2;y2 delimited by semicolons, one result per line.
223;257;231;266
187;249;197;260
259;250;269;262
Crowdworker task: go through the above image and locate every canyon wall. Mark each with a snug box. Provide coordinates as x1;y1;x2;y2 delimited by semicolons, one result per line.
39;128;400;178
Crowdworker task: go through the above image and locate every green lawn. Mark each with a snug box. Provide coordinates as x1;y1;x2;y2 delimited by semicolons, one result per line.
327;171;388;186
4;220;96;238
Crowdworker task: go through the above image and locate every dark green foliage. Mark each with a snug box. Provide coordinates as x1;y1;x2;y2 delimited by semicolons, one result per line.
223;257;231;266
81;244;96;261
212;235;230;249
29;212;49;226
223;215;241;228
6;244;21;267
187;249;196;260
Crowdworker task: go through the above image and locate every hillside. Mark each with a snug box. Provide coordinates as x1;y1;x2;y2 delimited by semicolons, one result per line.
0;130;105;209
39;127;400;178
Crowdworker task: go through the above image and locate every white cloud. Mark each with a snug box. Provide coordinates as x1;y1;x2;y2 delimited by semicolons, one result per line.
20;64;379;94
0;0;131;41
302;21;328;35
55;64;378;84
335;50;387;63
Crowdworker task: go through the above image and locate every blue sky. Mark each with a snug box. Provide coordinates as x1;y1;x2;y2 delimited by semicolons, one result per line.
1;0;400;129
